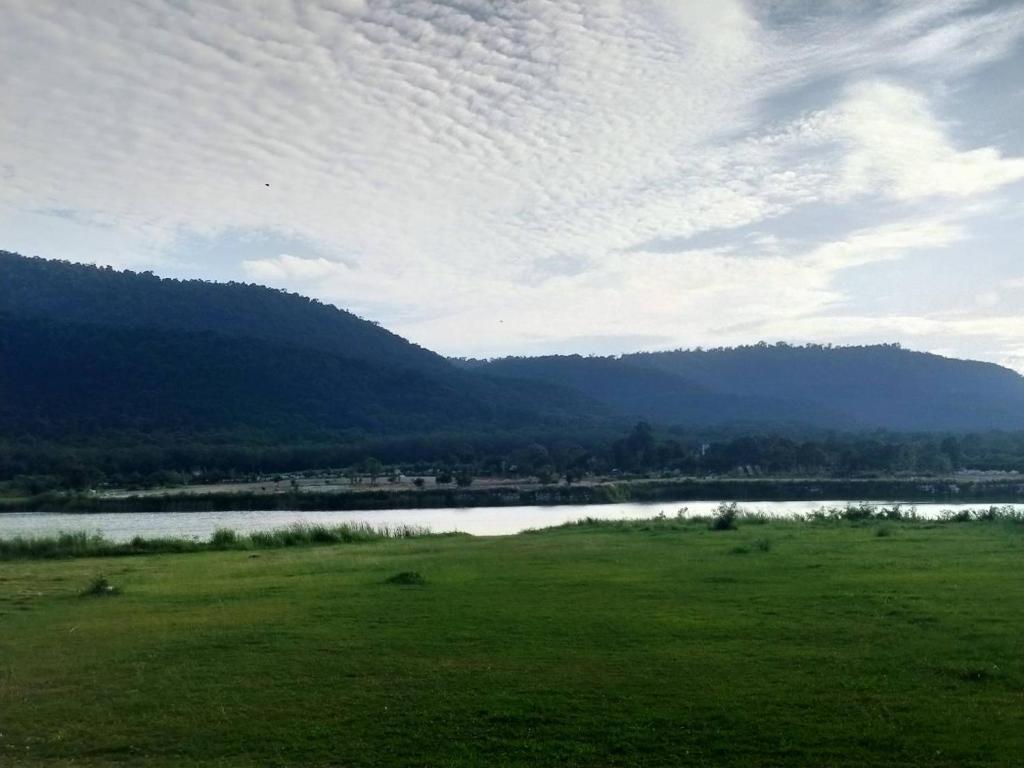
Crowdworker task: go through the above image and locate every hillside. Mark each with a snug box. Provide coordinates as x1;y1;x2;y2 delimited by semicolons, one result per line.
0;251;444;371
0;252;602;436
5;251;1024;444
467;344;1024;432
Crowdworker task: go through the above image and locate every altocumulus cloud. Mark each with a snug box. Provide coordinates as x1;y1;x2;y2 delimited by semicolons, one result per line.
2;0;1024;369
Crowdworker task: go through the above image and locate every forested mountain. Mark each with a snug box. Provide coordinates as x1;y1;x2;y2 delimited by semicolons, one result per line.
4;251;1024;444
0;252;602;436
0;251;443;371
465;344;1024;432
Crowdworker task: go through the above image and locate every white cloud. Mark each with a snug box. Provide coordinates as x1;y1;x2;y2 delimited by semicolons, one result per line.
829;82;1024;200
2;0;1024;371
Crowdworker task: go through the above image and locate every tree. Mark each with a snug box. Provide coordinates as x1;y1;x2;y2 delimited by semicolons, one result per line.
360;457;384;485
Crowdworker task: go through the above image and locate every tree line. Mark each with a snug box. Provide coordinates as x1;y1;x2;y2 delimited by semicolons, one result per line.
2;425;1022;495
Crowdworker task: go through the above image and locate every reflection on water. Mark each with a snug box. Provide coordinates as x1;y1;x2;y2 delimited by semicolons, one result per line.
1;500;1021;542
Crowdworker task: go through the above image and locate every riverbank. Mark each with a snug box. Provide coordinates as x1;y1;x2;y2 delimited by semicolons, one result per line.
2;504;1021;560
4;475;1023;513
2;518;1021;766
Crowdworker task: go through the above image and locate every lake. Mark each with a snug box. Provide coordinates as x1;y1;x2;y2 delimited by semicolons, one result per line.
2;499;1020;541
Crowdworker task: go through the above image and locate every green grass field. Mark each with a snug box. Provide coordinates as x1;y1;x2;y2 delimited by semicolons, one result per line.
2;519;1022;766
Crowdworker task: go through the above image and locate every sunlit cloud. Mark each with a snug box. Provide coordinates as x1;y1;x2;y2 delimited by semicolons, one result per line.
2;0;1024;370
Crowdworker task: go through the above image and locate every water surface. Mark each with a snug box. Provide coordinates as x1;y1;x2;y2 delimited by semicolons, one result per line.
2;500;1019;542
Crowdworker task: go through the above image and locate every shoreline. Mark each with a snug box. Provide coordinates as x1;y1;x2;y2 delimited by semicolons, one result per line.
3;476;1023;513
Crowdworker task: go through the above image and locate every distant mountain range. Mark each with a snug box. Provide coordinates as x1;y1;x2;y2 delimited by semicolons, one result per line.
460;345;1024;432
4;250;1024;437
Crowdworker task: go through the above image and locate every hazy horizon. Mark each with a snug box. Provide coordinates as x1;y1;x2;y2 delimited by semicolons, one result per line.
3;1;1023;370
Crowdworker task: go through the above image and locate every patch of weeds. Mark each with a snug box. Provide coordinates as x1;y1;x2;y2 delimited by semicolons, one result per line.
709;502;740;531
950;665;1000;684
732;538;770;555
210;528;239;548
874;526;892;538
81;575;119;597
385;571;426;586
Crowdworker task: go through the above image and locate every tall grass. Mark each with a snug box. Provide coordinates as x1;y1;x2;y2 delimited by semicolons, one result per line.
805;503;1023;523
0;522;431;561
534;502;1023;535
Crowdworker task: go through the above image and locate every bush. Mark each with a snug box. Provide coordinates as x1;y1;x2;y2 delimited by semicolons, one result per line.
81;575;119;597
709;502;740;531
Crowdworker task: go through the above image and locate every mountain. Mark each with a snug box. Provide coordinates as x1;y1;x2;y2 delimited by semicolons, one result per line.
0;252;602;436
0;251;444;371
5;250;1024;439
464;344;1024;432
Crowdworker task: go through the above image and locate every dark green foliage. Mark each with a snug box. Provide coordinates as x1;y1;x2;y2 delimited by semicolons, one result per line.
940;505;1024;523
80;574;118;597
210;528;238;548
709;502;740;530
384;571;426;585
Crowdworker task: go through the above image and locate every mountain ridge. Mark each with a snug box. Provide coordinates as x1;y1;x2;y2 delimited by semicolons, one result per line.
464;344;1024;431
4;250;1024;435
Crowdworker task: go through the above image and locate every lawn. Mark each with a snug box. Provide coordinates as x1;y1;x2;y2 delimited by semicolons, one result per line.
1;519;1022;766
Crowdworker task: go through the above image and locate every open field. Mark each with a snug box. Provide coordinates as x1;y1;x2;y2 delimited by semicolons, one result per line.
2;518;1023;766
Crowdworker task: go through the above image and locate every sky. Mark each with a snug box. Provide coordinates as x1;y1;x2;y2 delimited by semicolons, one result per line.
2;1;1024;371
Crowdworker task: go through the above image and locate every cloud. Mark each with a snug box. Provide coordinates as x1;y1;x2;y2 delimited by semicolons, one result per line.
2;0;1024;371
828;82;1024;200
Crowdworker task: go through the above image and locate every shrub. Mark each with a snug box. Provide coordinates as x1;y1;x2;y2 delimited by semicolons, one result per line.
385;571;426;586
709;502;740;531
81;575;119;597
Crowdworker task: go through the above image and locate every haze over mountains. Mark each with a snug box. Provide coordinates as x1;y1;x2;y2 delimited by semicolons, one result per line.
4;251;1024;437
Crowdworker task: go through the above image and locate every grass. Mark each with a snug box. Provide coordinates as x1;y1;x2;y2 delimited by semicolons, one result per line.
1;518;1023;766
0;523;431;561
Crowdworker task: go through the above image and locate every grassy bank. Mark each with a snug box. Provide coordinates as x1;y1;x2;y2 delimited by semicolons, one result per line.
4;475;1024;513
0;522;433;561
2;503;1021;561
2;517;1023;766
